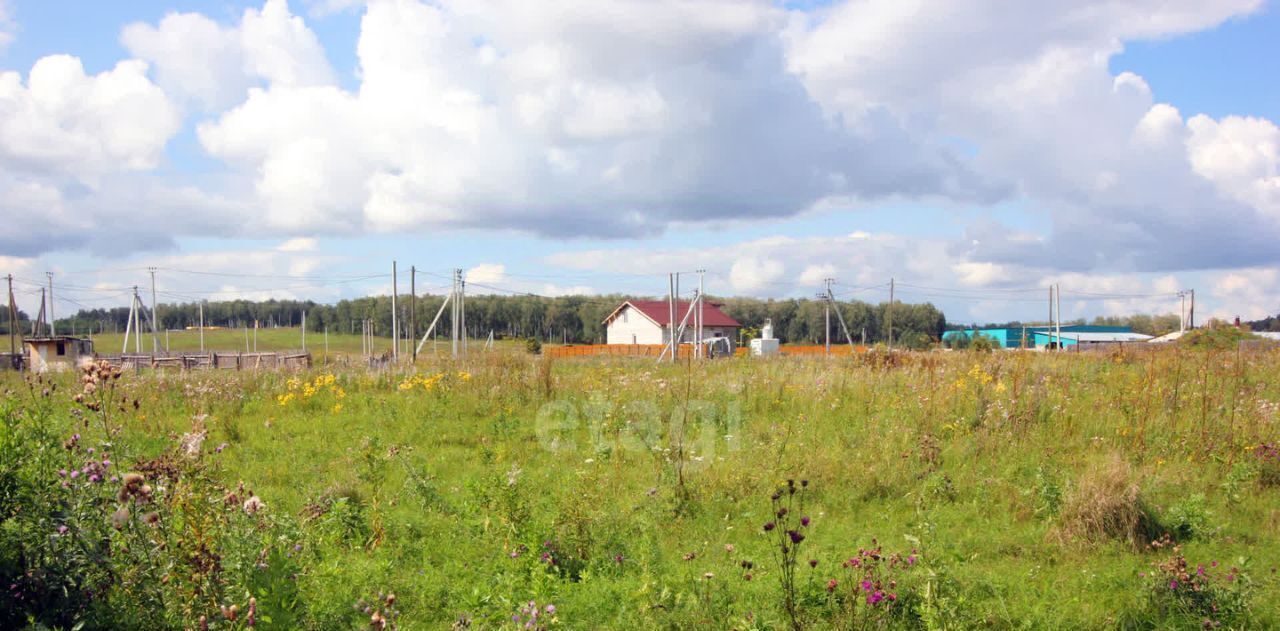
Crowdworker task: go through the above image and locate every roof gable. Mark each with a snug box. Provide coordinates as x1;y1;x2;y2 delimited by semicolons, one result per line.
604;300;741;327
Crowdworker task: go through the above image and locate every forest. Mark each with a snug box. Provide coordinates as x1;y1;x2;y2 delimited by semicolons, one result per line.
15;293;949;347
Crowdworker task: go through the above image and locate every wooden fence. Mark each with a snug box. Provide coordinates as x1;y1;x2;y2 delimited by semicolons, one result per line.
545;344;869;359
103;351;311;372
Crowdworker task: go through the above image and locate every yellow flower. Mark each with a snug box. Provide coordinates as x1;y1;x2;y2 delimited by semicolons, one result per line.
332;403;343;413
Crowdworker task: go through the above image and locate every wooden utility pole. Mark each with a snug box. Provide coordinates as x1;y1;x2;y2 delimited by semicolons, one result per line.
302;311;307;352
887;277;895;350
199;301;205;351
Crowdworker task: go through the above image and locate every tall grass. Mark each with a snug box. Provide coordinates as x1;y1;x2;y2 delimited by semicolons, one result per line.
2;346;1279;628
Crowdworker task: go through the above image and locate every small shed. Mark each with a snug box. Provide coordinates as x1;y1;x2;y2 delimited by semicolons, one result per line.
25;336;94;373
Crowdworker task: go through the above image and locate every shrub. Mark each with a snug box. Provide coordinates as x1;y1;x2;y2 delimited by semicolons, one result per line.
1133;536;1252;627
1054;457;1160;548
1164;493;1212;541
525;337;543;355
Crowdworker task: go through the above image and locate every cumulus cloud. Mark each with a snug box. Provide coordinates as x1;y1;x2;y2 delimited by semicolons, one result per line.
0;55;179;181
2;0;1280;325
122;0;334;110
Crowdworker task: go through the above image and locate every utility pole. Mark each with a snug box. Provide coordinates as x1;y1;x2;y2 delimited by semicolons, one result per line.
391;261;398;361
46;272;55;337
1055;284;1062;352
461;273;467;356
824;278;833;354
199;301;205;351
670;272;680;360
1048;286;1054;350
1178;291;1187;332
696;269;705;358
451;270;459;357
148;267;159;353
827;282;856;350
887;277;895;351
1189;289;1195;329
6;275;15;356
302;311;307;352
410;266;417;362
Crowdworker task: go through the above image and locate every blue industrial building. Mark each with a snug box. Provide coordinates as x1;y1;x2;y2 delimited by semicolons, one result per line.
942;325;1147;349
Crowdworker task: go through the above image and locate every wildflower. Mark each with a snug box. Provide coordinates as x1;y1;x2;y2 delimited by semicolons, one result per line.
809;559;818;568
763;521;776;532
724;543;735;553
861;580;873;592
788;530;805;544
110;507;130;529
1170;579;1179;590
56;525;68;535
800;516;810;527
143;512;160;526
868;591;885;605
704;572;715;580
243;495;266;515
826;579;838;593
545;604;555;614
682;551;697;561
614;554;625;564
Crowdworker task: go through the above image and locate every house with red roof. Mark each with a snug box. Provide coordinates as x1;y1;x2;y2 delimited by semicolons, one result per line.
602;300;742;346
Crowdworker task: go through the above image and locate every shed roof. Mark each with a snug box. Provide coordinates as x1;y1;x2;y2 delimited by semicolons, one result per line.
603;300;742;327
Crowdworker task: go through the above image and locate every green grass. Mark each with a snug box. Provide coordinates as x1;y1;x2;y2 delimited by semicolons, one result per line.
87;326;527;359
4;348;1280;628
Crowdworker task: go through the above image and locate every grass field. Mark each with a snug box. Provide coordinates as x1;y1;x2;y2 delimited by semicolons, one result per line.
86;326;522;359
3;347;1280;629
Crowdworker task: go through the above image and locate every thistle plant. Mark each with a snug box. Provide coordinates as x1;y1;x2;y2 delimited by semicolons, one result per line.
765;478;811;630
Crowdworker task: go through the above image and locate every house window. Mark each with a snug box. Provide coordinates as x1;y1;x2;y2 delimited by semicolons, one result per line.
622;310;628;323
56;341;66;356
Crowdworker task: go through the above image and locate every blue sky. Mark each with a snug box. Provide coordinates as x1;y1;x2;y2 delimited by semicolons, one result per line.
1;0;1278;325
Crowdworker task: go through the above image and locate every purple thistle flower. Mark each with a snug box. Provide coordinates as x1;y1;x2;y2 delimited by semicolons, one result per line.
788;530;804;544
861;580;873;592
56;525;68;535
868;591;884;604
800;516;810;527
544;604;555;614
1170;579;1179;590
58;469;67;477
69;470;79;479
808;559;818;568
763;522;776;532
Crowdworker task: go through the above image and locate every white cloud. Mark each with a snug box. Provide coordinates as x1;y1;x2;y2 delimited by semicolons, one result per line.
122;0;334;110
277;237;318;252
798;264;837;286
1186;115;1280;218
0;0;14;51
729;256;785;293
0;55;179;181
466;263;505;284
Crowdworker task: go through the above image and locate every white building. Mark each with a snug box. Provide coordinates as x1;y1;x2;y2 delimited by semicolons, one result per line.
603;300;742;346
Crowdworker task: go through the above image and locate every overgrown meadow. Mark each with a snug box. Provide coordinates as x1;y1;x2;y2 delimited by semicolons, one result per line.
3;347;1280;629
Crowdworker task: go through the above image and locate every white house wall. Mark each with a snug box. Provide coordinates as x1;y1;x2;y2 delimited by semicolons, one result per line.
605;306;666;344
605;305;738;345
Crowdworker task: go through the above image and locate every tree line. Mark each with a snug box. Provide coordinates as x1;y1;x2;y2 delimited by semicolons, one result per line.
42;293;948;346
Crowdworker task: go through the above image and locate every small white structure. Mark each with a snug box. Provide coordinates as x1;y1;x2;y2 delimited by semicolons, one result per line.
25;336;94;373
603;300;741;346
750;320;780;357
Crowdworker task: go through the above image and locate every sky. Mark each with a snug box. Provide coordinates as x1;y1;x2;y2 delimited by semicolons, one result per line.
1;0;1278;325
